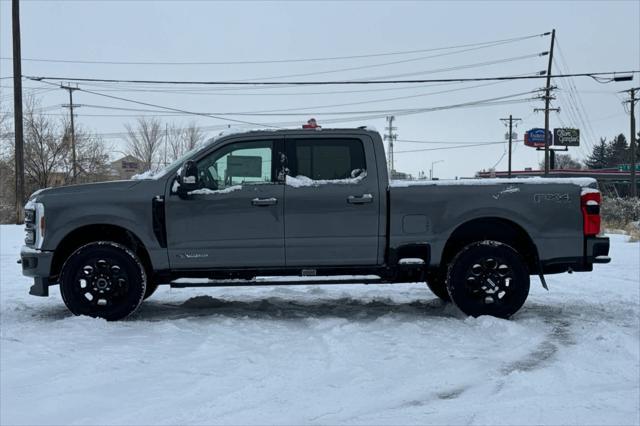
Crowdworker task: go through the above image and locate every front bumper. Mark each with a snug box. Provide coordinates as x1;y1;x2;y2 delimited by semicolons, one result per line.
20;246;54;297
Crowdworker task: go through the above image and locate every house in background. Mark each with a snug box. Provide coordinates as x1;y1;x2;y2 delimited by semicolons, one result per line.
109;155;143;180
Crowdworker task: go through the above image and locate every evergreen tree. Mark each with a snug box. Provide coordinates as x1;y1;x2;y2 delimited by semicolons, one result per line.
585;138;609;169
606;133;628;167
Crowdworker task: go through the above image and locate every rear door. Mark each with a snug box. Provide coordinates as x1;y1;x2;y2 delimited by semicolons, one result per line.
165;138;285;269
283;135;380;266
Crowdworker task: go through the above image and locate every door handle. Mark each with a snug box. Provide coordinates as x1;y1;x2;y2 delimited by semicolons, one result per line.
251;197;278;206
347;193;373;204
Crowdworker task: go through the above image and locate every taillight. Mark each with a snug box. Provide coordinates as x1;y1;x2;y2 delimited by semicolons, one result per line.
581;189;601;236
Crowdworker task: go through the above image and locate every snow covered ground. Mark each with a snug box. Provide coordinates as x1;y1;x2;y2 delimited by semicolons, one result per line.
1;224;638;425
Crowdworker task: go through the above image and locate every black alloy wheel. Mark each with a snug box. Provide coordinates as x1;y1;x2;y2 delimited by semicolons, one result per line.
60;242;147;321
446;241;529;319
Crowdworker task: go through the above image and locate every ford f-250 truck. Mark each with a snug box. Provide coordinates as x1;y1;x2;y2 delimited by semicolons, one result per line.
20;127;610;320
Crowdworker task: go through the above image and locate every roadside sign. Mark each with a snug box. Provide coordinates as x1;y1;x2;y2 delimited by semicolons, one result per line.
524;128;552;148
618;164;640;171
554;128;580;146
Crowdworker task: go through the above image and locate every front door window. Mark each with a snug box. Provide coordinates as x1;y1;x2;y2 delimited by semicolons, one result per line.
197;140;273;190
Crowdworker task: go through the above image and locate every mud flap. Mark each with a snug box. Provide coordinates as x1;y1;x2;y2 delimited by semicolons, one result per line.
535;256;549;291
29;277;49;297
537;262;549;291
538;273;549;291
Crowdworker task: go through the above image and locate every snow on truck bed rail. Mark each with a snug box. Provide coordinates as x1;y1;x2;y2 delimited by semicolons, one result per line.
391;176;597;188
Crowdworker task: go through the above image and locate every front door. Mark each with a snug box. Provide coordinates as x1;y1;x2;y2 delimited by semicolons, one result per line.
165;138;285;269
283;136;380;266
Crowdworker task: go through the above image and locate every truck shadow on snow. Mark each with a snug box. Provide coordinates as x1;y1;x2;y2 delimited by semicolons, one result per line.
135;295;462;321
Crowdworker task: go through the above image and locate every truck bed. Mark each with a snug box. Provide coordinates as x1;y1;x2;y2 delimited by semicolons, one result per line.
388;177;597;268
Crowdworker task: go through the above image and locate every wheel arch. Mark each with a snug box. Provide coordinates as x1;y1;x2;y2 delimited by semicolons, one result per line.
50;224;152;281
441;217;539;274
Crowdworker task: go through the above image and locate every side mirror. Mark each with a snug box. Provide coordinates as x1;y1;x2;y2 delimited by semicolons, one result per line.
177;160;199;197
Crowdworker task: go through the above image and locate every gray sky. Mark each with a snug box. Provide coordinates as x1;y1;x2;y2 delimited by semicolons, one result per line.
1;0;639;178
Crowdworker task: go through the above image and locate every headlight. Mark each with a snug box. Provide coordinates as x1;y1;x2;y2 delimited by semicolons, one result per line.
24;209;35;224
23;202;45;248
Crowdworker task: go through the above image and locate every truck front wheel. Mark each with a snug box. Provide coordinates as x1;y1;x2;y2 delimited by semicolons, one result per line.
59;242;147;321
446;241;529;319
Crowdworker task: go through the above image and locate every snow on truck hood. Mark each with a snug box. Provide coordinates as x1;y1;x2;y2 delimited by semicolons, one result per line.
390;177;597;188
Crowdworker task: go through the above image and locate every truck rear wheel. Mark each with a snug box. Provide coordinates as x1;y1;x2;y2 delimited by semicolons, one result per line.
59;242;147;321
143;282;159;300
446;241;529;319
425;271;450;301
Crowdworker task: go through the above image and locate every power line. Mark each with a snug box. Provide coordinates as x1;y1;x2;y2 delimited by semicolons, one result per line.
398;138;510;145
396;140;523;154
26;70;638;86
28;71;537;95
234;51;546;82
0;33;548;65
554;37;598;152
31;97;535;139
201;79;520;114
32;79;281;128
35;90;536;117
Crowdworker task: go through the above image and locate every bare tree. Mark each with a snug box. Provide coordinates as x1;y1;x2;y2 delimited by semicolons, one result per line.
124;117;163;171
165;123;184;164
59;119;111;183
539;153;583;170
22;97;69;189
182;121;204;152
0;103;15;222
6;97;111;190
165;121;205;163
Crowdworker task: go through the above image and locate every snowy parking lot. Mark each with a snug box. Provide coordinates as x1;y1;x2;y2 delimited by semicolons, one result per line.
1;224;638;425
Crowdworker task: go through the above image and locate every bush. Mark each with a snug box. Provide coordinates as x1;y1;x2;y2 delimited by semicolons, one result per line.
601;196;640;230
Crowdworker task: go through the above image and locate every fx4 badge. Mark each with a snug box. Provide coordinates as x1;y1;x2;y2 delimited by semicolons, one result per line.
178;252;209;259
533;193;570;203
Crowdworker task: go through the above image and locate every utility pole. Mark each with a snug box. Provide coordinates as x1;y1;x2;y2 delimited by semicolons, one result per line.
384;116;397;175
623;87;639;197
12;0;25;223
165;123;169;166
61;84;78;183
543;29;556;176
500;115;522;177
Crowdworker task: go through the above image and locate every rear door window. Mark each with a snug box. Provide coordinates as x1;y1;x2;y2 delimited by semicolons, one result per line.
287;138;366;180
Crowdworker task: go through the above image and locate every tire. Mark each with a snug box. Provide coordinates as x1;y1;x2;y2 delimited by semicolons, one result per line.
425;270;450;301
143;282;159;300
446;241;529;319
59;242;147;321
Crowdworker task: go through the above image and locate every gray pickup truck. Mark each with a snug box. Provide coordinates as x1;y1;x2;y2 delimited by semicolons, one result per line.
20;127;610;320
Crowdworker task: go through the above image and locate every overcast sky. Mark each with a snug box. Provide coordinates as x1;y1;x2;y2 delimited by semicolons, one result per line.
1;0;638;178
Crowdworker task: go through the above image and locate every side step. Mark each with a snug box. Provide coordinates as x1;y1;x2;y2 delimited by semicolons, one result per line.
169;275;385;288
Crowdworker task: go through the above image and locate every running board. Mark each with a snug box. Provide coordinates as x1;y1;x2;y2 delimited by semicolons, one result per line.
170;276;386;288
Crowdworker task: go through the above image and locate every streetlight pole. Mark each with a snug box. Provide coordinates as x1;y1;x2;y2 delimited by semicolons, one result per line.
430;160;444;180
